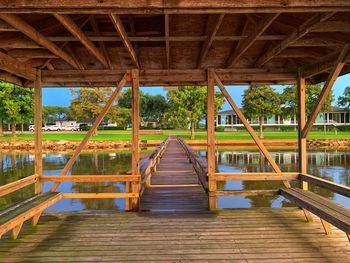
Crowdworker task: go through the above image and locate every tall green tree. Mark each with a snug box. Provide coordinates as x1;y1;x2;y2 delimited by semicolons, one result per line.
165;86;224;139
42;106;71;125
70;87;130;132
280;83;334;119
242;85;280;139
118;88;169;124
0;82;33;137
338;86;350;110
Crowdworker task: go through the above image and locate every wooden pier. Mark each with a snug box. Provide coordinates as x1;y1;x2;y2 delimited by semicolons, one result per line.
1;1;350;261
0;209;349;262
141;136;208;212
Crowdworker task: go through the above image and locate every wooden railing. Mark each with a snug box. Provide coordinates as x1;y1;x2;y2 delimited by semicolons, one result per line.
138;138;169;194
298;173;350;198
0;174;39;197
177;138;208;191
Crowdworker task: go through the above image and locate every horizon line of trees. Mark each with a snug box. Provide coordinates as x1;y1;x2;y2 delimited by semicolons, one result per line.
1;81;350;139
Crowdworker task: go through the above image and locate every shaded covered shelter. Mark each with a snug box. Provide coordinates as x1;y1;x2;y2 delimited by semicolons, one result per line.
0;0;349;244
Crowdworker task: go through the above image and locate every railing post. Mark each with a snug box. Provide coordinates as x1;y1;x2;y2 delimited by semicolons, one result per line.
207;69;217;210
297;72;307;189
34;70;42;194
130;69;140;211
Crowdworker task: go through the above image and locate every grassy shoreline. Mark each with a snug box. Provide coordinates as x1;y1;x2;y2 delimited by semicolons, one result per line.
0;130;349;141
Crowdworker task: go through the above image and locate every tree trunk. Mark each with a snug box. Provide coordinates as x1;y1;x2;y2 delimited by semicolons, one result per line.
190;121;195;140
0;119;3;137
259;116;264;139
12;122;16;138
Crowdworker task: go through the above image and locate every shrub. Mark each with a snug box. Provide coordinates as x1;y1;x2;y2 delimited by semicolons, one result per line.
216;126;225;132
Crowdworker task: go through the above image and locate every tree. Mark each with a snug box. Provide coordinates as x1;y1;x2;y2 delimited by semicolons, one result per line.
118;88;169;124
165;86;224;139
338;86;350;110
0;82;33;137
70;87;130;132
242;85;280;139
280;83;334;119
42;106;71;125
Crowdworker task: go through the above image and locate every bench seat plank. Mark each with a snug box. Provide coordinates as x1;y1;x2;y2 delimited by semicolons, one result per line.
0;192;62;238
281;188;350;233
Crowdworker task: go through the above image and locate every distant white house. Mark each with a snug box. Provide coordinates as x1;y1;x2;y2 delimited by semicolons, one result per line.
216;107;350;129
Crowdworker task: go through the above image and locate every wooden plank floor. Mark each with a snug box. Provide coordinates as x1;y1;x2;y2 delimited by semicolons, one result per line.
140;136;208;212
0;208;349;262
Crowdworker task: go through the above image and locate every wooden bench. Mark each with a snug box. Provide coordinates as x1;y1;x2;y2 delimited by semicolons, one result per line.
0;192;62;239
281;187;350;241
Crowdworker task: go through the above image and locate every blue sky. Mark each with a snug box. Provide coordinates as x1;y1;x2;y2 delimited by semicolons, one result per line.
43;73;350;111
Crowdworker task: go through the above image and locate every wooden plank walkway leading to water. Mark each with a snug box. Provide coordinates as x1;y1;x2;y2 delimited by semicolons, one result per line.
0;209;349;262
140;136;208;212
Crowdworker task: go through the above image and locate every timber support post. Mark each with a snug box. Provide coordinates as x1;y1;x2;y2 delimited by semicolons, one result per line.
34;70;42;195
207;69;217;210
130;69;140;211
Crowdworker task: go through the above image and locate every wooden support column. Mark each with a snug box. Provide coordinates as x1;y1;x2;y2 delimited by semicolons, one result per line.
34;70;42;194
49;73;128;192
207;69;217;210
130;69;140;211
297;73;313;222
297;73;307;188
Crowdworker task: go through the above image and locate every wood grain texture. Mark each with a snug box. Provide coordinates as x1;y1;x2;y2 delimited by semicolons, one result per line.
0;208;349;262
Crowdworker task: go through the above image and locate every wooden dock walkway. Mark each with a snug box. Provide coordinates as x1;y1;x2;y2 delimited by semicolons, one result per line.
0;208;349;262
140;136;208;212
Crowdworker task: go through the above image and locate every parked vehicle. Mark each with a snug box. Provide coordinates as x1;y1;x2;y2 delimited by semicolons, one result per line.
42;124;62;131
28;125;35;132
63;124;79;131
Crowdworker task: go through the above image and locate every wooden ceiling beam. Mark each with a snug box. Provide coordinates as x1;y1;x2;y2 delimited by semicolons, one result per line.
164;14;170;69
90;16;114;69
197;14;225;68
0;71;23;86
226;13;279;68
41;68;297;85
109;14;139;68
300;47;350;78
0;50;36;80
54;14;110;69
0;14;80;69
255;12;336;67
1;1;350;14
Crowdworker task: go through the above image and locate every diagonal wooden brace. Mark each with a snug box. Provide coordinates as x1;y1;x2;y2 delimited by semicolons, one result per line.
301;44;350;138
213;71;290;188
50;72;129;192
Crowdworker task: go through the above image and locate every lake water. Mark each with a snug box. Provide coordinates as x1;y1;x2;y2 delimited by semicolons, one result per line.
1;149;349;211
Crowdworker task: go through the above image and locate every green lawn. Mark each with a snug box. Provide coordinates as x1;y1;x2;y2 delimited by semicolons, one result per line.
0;130;349;141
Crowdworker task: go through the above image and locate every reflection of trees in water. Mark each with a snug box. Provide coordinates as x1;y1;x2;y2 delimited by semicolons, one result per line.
242;180;282;207
71;182;122;210
0;153;35;209
71;153;131;175
214;150;345;206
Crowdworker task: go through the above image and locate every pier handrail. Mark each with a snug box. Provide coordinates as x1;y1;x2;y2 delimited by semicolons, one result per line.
299;173;350;198
0;174;39;198
138;138;169;193
177;138;208;191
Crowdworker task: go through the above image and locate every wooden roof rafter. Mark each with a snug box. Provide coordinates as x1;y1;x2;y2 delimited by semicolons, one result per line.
0;14;80;69
197;14;225;68
109;14;140;68
226;13;280;68
54;14;110;69
255;12;336;67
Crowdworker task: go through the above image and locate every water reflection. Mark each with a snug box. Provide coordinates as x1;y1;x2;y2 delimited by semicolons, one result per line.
198;150;350;208
1;150;349;211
